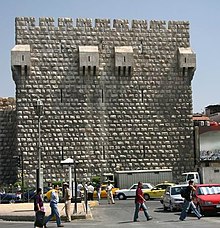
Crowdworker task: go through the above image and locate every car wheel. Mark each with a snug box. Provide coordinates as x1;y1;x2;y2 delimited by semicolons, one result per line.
143;194;150;201
118;193;126;200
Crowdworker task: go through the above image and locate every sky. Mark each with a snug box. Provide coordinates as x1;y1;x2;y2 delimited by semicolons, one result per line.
0;0;219;113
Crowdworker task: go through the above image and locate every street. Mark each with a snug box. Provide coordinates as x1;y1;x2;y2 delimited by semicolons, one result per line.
1;199;220;227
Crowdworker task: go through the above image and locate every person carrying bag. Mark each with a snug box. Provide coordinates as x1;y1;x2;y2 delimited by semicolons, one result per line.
34;188;45;228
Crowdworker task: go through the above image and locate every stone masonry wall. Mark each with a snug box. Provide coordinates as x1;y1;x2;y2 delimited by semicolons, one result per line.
0;97;17;184
13;17;195;186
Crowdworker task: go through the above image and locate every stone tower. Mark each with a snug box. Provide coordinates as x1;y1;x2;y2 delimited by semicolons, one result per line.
0;97;17;184
11;17;196;186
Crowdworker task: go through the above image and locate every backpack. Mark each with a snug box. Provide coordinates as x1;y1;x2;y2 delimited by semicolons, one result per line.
180;188;187;198
45;189;53;202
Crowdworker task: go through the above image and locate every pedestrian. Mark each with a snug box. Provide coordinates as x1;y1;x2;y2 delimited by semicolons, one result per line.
44;185;64;227
34;188;45;228
96;182;101;203
87;183;94;201
77;182;83;197
63;182;71;222
106;181;115;204
179;180;202;221
133;181;152;222
84;182;88;201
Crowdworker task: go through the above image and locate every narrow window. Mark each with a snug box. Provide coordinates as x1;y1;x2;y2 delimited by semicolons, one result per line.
103;145;105;159
88;56;91;62
22;55;25;61
118;66;121;76
83;66;86;76
61;146;64;160
60;89;63;103
123;66;126;76
93;66;96;76
123;56;126;62
141;89;144;103
184;57;187;63
182;67;185;76
143;146;146;158
24;65;28;78
140;40;143;53
128;66;131;76
101;89;104;103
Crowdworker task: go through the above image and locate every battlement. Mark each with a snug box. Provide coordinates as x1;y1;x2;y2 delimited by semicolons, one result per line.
15;17;189;32
0;97;16;110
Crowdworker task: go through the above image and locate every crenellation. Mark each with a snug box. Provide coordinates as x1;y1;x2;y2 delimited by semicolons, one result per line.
14;17;192;35
58;17;74;30
95;18;111;29
113;19;130;31
131;19;148;30
76;18;93;28
149;20;167;30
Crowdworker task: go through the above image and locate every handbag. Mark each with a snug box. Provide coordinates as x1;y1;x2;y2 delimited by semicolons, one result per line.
34;210;45;227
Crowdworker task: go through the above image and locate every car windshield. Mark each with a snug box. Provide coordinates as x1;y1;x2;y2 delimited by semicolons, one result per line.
171;186;187;195
198;186;220;195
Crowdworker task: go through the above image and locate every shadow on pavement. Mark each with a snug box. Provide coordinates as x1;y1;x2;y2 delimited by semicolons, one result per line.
118;220;134;224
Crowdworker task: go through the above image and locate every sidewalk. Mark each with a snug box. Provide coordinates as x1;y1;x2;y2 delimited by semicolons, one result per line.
0;201;94;222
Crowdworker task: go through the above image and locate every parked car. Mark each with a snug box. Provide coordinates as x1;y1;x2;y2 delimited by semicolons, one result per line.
0;193;21;204
193;183;220;215
115;183;153;200
22;187;51;202
162;184;188;211
93;184;119;199
22;189;36;202
143;182;175;200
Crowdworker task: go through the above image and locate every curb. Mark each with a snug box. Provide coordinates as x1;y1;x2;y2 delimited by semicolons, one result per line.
0;212;91;222
0;201;93;222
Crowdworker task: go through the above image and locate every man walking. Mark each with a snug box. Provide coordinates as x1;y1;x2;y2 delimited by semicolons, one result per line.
179;180;202;221
87;183;95;201
106;181;115;204
133;181;152;222
44;185;64;227
63;182;72;222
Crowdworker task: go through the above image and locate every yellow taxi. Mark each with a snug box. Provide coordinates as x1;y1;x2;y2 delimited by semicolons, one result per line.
93;184;119;198
143;182;175;200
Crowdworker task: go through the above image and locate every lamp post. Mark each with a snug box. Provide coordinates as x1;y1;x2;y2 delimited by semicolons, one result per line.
60;158;79;214
61;158;74;198
73;160;79;214
13;155;24;201
35;98;43;190
21;152;24;202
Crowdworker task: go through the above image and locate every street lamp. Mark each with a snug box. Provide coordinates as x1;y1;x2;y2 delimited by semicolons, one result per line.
13;155;24;201
73;160;79;214
61;158;79;214
35;98;43;191
61;158;74;198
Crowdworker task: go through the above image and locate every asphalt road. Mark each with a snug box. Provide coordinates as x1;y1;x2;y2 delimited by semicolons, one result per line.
1;199;220;227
